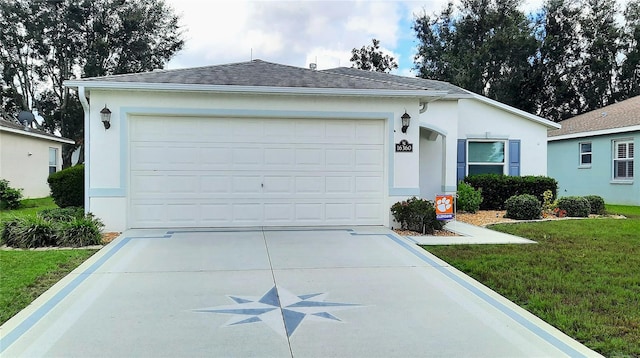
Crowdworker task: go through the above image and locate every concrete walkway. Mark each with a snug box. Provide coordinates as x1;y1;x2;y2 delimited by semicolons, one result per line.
408;220;537;245
1;227;599;357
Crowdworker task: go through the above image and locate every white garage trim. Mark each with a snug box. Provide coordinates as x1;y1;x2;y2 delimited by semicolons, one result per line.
127;114;387;228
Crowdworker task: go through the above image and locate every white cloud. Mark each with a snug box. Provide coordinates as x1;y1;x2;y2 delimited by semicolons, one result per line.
164;0;559;73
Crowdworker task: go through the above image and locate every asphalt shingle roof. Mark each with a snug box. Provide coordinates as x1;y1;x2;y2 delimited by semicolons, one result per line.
320;67;469;95
73;59;466;94
0;118;73;142
548;95;640;137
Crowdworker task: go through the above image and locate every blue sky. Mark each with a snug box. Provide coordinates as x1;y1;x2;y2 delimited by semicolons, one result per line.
164;0;545;76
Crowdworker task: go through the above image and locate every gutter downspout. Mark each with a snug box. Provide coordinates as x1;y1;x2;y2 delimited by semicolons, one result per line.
77;86;90;215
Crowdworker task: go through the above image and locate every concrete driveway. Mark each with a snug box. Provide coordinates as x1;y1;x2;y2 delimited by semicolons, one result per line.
1;227;599;357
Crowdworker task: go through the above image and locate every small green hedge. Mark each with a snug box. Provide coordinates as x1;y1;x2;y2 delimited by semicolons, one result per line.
584;195;605;215
464;174;557;210
390;197;444;234
557;196;591;217
504;194;542;220
457;182;482;213
47;165;84;208
0;179;23;210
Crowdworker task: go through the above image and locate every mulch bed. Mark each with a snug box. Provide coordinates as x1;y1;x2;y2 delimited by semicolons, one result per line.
101;232;121;244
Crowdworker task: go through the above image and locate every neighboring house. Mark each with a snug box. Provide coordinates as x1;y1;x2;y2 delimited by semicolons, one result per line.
548;96;639;205
64;60;559;231
0;118;75;198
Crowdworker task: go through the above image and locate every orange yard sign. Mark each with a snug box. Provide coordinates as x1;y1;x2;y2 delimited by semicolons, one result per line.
435;194;454;220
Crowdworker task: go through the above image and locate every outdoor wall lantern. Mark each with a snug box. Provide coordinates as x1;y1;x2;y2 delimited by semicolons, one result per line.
100;105;112;130
401;111;411;133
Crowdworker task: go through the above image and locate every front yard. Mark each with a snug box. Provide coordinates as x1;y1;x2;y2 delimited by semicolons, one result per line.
425;205;640;357
0;197;98;325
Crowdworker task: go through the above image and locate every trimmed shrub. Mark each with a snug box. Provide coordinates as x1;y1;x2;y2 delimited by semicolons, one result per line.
39;207;85;222
0;179;23;210
584;195;605;215
391;197;444;234
56;215;104;247
504;194;542;220
47;164;84;208
557;196;591;217
464;174;557;210
457;182;482;213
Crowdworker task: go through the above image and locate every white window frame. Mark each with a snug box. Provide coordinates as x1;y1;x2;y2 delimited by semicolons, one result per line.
467;140;507;176
612;139;634;182
49;147;58;175
579;141;592;168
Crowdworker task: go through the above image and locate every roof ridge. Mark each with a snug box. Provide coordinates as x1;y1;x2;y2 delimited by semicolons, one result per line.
322;67;429;90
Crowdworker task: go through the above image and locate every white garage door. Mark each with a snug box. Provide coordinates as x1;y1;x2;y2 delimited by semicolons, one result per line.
129;116;385;228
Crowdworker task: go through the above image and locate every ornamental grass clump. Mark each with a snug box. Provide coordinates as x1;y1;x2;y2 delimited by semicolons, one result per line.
391;197;443;234
0;211;104;248
504;194;542;220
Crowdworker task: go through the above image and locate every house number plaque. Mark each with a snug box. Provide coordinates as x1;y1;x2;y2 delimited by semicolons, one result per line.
395;139;413;152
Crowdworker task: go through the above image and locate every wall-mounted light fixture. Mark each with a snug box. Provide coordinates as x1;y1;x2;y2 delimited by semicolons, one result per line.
100;105;112;130
401;111;411;133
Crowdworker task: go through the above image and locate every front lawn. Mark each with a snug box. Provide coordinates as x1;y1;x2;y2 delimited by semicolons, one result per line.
0;197;57;221
1;197;97;325
424;214;640;357
0;249;97;325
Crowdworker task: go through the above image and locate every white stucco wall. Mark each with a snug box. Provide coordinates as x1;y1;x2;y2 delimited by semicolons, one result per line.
84;88;554;231
0;131;63;198
457;99;549;176
419;100;460;197
85;89;423;231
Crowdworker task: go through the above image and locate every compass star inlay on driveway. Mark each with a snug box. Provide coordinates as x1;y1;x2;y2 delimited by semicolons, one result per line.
193;285;362;337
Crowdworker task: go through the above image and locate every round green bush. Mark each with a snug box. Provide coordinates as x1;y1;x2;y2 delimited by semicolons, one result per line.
47;164;84;208
0;179;23;210
457;182;482;213
504;194;542;220
583;195;605;215
390;197;444;234
557;196;591;217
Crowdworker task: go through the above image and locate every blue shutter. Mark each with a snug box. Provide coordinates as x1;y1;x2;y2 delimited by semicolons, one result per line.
509;139;521;176
457;139;466;182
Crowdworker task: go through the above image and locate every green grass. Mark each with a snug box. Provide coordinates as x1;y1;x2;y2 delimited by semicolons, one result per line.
0;249;97;325
1;197;98;325
606;204;640;218
0;197;57;221
424;215;640;357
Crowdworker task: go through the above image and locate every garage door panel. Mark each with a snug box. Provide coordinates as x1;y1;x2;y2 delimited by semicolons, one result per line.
263;176;293;193
232;203;263;222
264;203;294;222
295;203;324;221
264;148;295;165
201;204;232;223
325;203;354;221
355;176;384;193
356;203;383;220
356;122;384;143
129;116;384;228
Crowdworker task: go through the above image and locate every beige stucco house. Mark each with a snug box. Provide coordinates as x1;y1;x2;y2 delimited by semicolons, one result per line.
0;118;75;198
